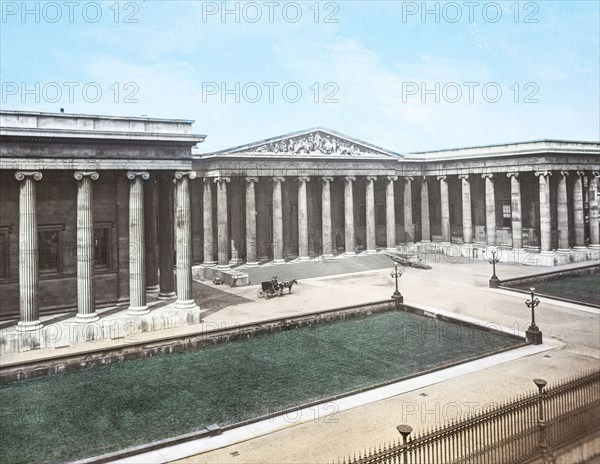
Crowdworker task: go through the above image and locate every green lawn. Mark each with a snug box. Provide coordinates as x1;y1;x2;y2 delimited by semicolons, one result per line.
514;274;600;305
0;311;520;463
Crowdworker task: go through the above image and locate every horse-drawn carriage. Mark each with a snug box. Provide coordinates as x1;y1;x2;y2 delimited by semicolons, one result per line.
257;276;298;299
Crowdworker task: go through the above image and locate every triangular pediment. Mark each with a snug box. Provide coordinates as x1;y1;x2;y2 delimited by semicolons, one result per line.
207;128;401;158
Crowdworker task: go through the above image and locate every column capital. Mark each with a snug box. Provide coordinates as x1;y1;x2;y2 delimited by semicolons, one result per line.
387;175;398;182
322;176;333;183
297;176;310;182
535;170;552;178
366;175;377;182
15;171;42;181
74;171;99;181
214;176;231;183
481;173;494;180
576;170;585;177
592;171;600;178
246;176;259;183
174;170;197;180
559;170;570;177
126;171;150;181
345;176;356;182
458;174;470;181
272;176;285;183
437;175;447;181
403;176;413;183
506;172;519;179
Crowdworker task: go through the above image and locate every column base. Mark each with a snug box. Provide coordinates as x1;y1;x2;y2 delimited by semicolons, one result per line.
344;251;356;257
245;261;259;268
216;264;231;271
386;247;397;252
203;261;217;267
229;258;244;266
75;312;100;323
540;250;554;256
272;259;285;265
157;291;177;300
574;246;587;251
589;244;600;250
365;249;378;255
297;256;311;262
16;320;43;332
174;299;199;310
127;306;150;316
556;248;572;254
146;285;160;293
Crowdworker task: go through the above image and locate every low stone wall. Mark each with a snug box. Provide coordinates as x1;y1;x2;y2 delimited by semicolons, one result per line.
192;265;249;286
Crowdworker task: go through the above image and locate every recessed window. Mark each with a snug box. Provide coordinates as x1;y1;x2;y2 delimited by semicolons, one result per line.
94;227;110;269
0;227;10;280
501;203;512;228
39;226;63;275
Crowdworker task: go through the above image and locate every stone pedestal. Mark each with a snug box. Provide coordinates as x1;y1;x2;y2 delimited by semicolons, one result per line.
297;177;310;262
245;177;259;267
366;176;377;253
74;171;100;323
15;171;43;331
344;176;356;256
174;171;199;310
127;171;150;316
272;177;285;264
386;176;397;250
526;326;543;345
157;173;176;300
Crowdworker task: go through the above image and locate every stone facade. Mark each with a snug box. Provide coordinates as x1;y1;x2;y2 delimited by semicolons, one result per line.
0;111;599;325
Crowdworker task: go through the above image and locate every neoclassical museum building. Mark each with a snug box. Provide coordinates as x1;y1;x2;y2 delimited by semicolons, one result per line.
0;110;599;329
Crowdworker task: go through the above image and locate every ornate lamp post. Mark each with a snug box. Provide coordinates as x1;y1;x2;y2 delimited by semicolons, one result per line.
485;248;500;288
391;263;403;304
396;424;413;464
533;378;553;462
525;287;543;345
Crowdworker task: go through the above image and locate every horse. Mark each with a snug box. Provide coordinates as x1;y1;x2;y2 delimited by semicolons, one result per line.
279;279;298;294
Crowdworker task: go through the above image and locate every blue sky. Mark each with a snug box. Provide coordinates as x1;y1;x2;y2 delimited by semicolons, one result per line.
1;0;599;152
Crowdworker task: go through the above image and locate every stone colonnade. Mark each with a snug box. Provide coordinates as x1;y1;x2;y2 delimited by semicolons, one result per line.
13;170;198;331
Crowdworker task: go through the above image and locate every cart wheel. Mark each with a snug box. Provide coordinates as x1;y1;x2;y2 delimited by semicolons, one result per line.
257;290;264;298
265;291;272;299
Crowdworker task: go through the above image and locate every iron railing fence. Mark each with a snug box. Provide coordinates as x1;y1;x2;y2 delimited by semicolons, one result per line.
341;369;600;464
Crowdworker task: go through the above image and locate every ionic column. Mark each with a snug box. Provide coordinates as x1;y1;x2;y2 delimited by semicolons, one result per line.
74;171;100;323
459;175;472;244
344;176;356;256
557;171;570;252
573;172;586;249
297;176;310;262
321;177;333;257
589;172;599;248
386;176;397;250
229;183;243;265
403;177;413;243
127;171;150;315
536;171;552;253
157;173;176;299
482;173;496;245
144;176;159;292
215;177;230;270
421;177;431;242
245;177;259;267
203;178;216;266
507;173;523;249
15;171;43;331
438;175;450;243
366;176;377;254
272;177;285;264
174;171;198;310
